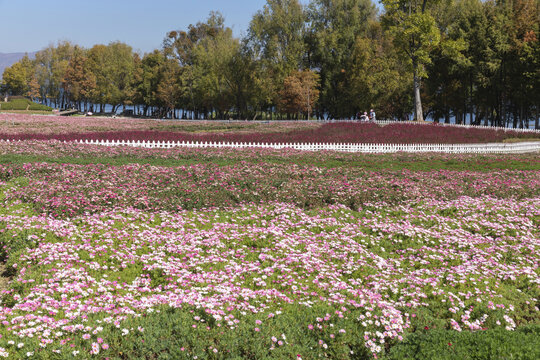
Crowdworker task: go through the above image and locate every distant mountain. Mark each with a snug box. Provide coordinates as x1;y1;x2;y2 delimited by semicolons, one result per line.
0;52;37;79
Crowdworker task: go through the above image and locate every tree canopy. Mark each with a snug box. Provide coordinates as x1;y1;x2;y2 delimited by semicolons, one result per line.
1;0;538;127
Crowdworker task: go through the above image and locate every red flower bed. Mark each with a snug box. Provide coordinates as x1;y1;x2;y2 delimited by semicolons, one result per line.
1;123;537;144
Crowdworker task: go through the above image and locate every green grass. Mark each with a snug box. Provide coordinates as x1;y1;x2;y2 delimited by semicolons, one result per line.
0;109;53;115
1;153;539;171
0;98;52;112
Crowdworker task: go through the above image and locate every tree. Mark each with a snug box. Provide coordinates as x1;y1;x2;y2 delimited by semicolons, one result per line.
27;77;41;101
88;42;135;113
247;0;306;117
2;61;30;95
34;41;76;108
347;23;413;120
63;48;96;110
506;0;539;128
134;50;165;116
224;46;265;119
381;0;442;121
248;0;306;76
278;70;320;118
422;0;471;124
307;0;377;118
156;59;182;118
164;11;226;66
191;27;239;119
164;12;229;119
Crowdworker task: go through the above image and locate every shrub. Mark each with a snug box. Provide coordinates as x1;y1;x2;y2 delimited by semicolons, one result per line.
0;102;13;110
28;103;52;111
84;304;371;360
7;99;31;110
0;99;51;111
386;326;540;360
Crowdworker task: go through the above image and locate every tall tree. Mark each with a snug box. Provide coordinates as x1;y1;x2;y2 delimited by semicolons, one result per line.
63;48;96;110
278;70;320;118
381;0;442;121
423;0;470;124
88;42;135;113
247;0;306;117
347;23;413;120
34;41;76;108
134;50;166;116
224;46;264;119
307;0;377;118
163;11;226;66
156;59;183;118
164;12;228;119
191;27;239;119
506;0;539;128
1;59;31;95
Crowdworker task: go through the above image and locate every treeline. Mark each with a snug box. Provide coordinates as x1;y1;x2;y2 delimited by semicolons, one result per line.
1;0;538;127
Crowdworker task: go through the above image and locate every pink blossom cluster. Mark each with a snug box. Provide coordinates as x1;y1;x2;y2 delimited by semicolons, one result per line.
0;197;538;356
1;162;539;218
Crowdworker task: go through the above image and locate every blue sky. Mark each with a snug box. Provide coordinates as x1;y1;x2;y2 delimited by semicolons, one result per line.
0;0;314;54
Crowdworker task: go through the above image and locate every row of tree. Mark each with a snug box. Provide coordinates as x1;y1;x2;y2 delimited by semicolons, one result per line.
1;0;539;126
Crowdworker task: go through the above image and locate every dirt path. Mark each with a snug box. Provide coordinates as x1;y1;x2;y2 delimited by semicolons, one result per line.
0;264;10;292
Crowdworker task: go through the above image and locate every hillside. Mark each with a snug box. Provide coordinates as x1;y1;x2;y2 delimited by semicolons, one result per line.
0;52;36;79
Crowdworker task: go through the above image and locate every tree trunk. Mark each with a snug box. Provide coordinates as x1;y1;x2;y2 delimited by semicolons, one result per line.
469;72;474;125
413;60;424;122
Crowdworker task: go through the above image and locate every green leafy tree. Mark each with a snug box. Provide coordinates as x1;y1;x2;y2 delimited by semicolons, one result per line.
247;0;306;117
164;11;226;66
381;0;443;121
1;60;30;95
156;59;183;118
505;0;539;128
348;23;413;120
423;0;471;124
307;0;377;118
223;47;264;119
134;50;166;116
164;12;228;119
88;42;135;113
34;41;76;108
191;27;239;119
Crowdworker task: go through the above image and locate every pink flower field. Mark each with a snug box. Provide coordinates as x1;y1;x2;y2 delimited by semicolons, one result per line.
0;198;538;358
0;136;538;358
1;161;539;217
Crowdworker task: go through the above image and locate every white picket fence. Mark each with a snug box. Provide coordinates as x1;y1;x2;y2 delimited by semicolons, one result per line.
73;139;540;154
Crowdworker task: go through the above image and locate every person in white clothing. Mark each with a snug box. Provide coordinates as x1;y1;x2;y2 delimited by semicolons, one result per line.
369;109;376;121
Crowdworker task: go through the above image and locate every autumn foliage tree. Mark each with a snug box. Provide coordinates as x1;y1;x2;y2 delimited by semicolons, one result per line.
278;70;320;119
63;48;96;109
